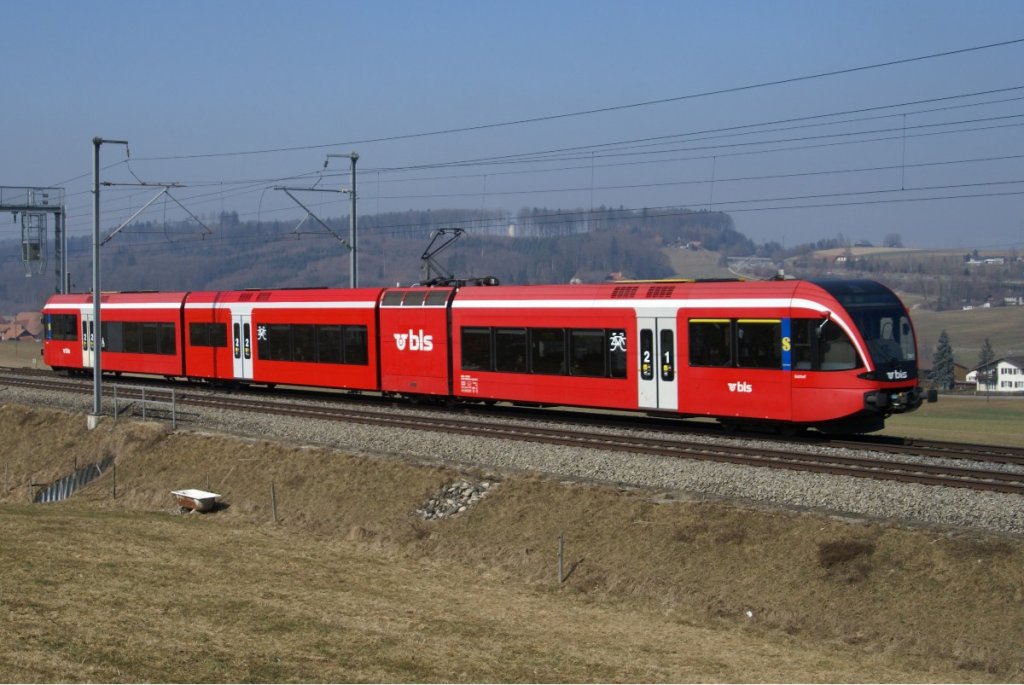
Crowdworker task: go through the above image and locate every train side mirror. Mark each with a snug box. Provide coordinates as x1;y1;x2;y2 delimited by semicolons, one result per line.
926;388;938;403
815;315;830;339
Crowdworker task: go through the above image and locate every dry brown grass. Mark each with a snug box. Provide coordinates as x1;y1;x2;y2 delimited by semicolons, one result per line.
3;404;1024;682
0;339;43;369
661;247;736;279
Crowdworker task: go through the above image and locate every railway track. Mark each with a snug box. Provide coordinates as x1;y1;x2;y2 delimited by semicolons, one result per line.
4;367;1023;497
825;435;1024;465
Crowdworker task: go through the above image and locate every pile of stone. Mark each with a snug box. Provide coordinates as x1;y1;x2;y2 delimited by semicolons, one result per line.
416;479;496;520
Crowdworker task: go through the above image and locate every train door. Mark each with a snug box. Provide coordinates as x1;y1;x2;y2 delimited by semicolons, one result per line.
81;311;95;369
637;316;678;411
231;313;253;381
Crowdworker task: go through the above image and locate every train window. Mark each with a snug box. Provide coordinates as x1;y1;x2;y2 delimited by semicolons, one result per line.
260;324;292;361
425;290;450;306
819;321;861;371
189;322;227;348
791;319;814;370
101;322;124;352
461;327;492;371
660;329;675;381
144;322;176;355
899;318;915;361
608;330;627;379
531;328;566;375
101;321;176;355
210;323;227;348
46;314;78;341
160;323;176;355
402;291;426;306
736;320;781;369
495;328;528;373
689;320;732;367
317;326;343;363
342;325;369;365
141;323;161;354
900;318;915;361
640;329;654;380
188;323;205;347
123;322;142;353
570;329;605;377
856;312;915;366
292;325;316;362
381;291;404;306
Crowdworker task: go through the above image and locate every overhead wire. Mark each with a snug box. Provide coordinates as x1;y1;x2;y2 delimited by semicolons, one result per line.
46;83;1024;226
29;38;1024;250
126;37;1024;162
9;184;1023;273
369;87;1024;172
53;110;1024;225
32;176;1024;251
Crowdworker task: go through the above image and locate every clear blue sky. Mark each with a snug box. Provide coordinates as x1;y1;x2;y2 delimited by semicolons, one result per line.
2;0;1023;250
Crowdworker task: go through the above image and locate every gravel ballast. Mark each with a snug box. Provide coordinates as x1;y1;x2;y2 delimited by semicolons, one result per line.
7;381;1024;536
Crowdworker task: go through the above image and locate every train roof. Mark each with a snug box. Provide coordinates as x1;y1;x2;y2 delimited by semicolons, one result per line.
43;292;190;309
447;279;811;302
808;279;903;308
184;287;384;305
40;279;902;312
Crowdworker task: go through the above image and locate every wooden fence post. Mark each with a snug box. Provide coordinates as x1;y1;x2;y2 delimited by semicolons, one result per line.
271;482;279;523
558;532;565;584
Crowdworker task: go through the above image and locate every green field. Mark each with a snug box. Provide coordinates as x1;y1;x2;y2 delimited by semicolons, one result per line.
907;306;1024;367
881;394;1024;445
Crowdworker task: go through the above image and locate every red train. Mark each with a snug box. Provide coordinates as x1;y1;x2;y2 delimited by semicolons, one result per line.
41;278;931;434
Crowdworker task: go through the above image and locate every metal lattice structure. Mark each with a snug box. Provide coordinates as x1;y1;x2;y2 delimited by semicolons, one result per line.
1;186;67;292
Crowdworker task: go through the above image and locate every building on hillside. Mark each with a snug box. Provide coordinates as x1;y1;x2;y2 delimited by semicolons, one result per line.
0;312;43;342
966;356;1024;393
920;361;970;389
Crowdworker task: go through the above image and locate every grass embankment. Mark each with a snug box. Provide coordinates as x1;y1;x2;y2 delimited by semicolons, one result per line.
3;405;1024;682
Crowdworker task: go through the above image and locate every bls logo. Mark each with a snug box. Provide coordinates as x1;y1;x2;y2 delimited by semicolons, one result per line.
728;381;753;393
886;370;908;380
394;329;434;352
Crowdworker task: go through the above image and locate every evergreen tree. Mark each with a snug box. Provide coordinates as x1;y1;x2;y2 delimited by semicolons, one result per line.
931;329;955;390
978;338;996;390
978;338;995;368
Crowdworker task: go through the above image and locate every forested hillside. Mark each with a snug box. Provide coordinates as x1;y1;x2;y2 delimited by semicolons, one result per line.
0;206;743;314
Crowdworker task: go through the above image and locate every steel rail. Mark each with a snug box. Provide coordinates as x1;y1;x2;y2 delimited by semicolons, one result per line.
5;368;1022;497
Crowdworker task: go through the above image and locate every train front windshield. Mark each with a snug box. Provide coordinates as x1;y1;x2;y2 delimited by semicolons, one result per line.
812;280;918;380
849;307;916;371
